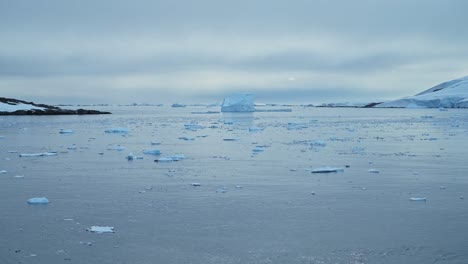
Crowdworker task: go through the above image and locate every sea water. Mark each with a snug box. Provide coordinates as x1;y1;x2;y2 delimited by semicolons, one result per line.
0;105;467;263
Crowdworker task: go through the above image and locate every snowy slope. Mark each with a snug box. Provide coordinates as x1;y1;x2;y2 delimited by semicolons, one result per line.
376;76;468;108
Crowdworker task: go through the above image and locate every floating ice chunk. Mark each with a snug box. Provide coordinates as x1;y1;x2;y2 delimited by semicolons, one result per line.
7;151;18;153
367;169;380;173
252;146;265;153
27;197;49;204
311;167;344;173
171;103;186;107
59;129;74;134
310;140;326;147
216;187;227;193
223;120;234;125
19;152;58;157
14;175;24;178
67;144;77;150
351;147;365;154
104;128;129;134
287;122;308;130
221;93;255;112
191;183;201;186
107;145;125;151
0;170;6;174
87;226;114;233
150;142;161;145
143;149;161;155
155;154;186;162
249;126;264;132
126;153;134;160
223;138;239;141
409;197;427;201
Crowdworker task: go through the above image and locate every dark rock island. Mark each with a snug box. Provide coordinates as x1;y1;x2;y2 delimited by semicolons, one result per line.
0;97;111;115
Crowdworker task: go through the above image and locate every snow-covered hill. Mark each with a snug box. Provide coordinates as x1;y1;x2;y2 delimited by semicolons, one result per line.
376;76;468;108
0;97;111;115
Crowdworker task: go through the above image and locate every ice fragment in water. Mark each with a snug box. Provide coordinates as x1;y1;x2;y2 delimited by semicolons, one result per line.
150;142;161;145
87;226;114;233
126;153;134;160
107;145;125;151
179;137;195;141
155;154;186;162
221;93;255;112
311;167;344;173
104;128;129;134
27;197;49;204
287;122;308;130
143;149;161;155
191;183;201;186
310;140;326;147
367;169;380;173
249;126;264;132
59;129;74;134
0;170;6;174
19;152;58;157
409;197;427;201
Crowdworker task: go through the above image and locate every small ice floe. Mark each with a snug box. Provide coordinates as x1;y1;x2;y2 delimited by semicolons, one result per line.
104;128;129;134
0;170;6;174
191;183;201;186
249;126;264;132
367;169;380;173
59;129;74;134
126;153;134;160
155;154;186;162
107;145;125;151
184;123;204;131
310;167;345;173
179;137;195;141
235;185;243;189
409;197;427;202
223;120;234;125
216;187;227;193
14;175;25;178
19;152;58;157
351;147;365;154
287;122;308;130
440;186;446;190
87;226;114;233
7;151;18;153
67;144;77;150
150;142;161;145
27;197;49;204
143;149;161;155
252;146;265;153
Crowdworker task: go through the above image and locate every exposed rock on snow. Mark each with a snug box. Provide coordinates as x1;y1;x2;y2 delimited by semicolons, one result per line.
0;97;111;115
221;93;255;112
376;76;468;108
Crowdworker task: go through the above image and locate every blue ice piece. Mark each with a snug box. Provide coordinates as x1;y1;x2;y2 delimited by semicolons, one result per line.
27;197;49;204
143;149;161;155
104;128;129;134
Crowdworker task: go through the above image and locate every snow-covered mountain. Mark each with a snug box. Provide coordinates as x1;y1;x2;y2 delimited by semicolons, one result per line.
376;76;468;108
0;97;111;115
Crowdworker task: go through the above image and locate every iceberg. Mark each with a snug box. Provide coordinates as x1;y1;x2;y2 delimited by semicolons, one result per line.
221;93;255;112
19;152;58;157
311;167;344;173
87;226;114;233
27;197;49;204
376;75;468;108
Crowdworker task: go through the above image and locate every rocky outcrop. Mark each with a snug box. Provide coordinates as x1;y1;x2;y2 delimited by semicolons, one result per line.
0;97;111;115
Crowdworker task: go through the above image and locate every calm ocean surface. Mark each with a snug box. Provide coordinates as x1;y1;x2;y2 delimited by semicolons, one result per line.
1;106;467;263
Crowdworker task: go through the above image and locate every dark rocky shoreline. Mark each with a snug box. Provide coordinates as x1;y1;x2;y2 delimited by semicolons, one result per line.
0;97;111;115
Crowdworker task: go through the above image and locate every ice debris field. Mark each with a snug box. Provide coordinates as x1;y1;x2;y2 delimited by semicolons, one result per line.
1;104;468;263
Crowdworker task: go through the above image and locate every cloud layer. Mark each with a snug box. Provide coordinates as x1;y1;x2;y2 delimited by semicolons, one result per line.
1;0;468;104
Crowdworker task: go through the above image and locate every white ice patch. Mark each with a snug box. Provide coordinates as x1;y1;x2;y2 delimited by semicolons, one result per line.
155;154;186;162
409;197;427;201
143;149;161;155
87;226;114;233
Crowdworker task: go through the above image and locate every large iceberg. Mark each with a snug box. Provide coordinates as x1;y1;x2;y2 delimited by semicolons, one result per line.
376;76;468;108
221;93;255;112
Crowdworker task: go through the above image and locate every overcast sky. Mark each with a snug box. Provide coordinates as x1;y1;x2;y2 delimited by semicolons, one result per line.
1;0;468;104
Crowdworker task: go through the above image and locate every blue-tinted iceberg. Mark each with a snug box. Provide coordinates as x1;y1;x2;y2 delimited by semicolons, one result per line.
221;93;255;112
